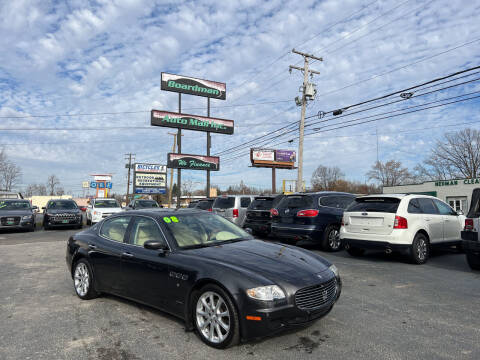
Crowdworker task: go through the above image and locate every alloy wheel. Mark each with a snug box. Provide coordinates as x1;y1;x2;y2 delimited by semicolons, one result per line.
328;229;341;250
74;263;90;297
196;291;230;344
416;238;427;261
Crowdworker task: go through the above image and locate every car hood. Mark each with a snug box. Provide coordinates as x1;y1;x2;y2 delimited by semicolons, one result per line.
183;239;333;290
0;210;32;217
46;209;80;214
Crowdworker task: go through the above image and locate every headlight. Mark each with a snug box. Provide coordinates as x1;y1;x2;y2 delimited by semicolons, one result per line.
93;211;100;216
329;264;339;277
22;215;33;220
246;285;285;301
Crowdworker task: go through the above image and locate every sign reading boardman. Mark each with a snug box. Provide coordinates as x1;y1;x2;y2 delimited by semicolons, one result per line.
161;73;226;100
151;110;234;135
167;153;220;171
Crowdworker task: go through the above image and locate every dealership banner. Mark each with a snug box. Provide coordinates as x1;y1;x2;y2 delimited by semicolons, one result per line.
167;153;220;171
133;162;167;194
275;149;296;162
151;110;234;135
161;73;226;100
252;149;275;161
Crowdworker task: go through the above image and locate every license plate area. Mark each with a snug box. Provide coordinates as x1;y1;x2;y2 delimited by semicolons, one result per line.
350;217;384;226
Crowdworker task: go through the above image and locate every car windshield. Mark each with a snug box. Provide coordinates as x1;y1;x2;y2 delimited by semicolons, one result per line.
213;197;235;209
196;200;213;210
188;202;198;208
136;200;159;208
47;200;77;209
249;198;274;210
280;195;314;209
347;197;400;213
161;213;252;249
94;200;120;208
0;200;31;210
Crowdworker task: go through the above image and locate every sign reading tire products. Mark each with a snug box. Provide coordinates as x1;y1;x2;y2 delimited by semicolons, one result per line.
151;110;234;135
167;153;220;171
161;73;226;100
133;163;167;194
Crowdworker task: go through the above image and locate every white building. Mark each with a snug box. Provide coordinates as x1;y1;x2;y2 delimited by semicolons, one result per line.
383;178;480;213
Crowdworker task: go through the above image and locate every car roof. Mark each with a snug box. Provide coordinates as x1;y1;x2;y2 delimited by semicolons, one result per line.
357;193;436;199
125;208;205;217
286;191;354;196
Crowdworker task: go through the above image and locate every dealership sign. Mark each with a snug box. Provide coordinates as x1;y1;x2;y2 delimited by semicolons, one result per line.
151;110;234;135
134;163;166;173
133;163;167;194
161;73;226;100
167;153;220;171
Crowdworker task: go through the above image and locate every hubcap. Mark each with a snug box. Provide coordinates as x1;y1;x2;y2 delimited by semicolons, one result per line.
328;229;341;249
74;263;90;297
416;239;427;260
196;291;230;344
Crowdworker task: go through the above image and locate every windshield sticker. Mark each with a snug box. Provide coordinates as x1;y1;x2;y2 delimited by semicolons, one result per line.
163;216;179;223
163;217;172;223
170;216;178;223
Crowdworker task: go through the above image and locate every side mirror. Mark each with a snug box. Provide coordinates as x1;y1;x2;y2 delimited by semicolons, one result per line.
144;240;168;251
244;228;253;235
32;206;38;210
457;210;464;216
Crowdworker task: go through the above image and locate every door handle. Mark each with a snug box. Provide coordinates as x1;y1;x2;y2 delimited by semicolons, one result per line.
122;252;134;258
88;244;97;250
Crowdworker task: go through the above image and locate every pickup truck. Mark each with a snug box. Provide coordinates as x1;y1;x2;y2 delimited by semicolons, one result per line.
461;188;480;270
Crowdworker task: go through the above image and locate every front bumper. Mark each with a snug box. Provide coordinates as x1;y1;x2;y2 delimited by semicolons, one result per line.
47;217;82;227
0;221;34;230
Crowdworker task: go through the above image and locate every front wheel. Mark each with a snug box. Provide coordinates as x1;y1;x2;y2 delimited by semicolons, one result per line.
409;233;429;264
322;225;342;251
466;252;480;270
73;259;99;300
192;285;239;349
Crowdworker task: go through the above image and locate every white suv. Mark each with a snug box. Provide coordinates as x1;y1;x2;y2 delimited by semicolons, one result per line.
340;194;464;264
86;198;123;225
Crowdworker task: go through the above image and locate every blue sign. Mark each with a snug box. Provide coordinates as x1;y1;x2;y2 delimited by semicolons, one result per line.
134;187;166;194
106;182;112;189
90;182;97;189
98;182;105;189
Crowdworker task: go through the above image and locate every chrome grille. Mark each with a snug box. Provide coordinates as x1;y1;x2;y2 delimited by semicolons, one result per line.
53;213;78;221
295;278;337;310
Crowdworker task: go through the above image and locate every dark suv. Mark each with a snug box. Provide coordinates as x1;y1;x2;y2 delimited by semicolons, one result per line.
193;198;215;211
270;192;355;251
0;199;37;231
243;195;285;236
43;199;82;230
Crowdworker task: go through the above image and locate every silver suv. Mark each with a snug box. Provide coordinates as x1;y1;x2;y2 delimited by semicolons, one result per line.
212;195;255;226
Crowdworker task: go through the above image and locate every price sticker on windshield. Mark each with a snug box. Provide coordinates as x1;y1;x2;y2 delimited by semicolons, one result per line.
163;216;179;223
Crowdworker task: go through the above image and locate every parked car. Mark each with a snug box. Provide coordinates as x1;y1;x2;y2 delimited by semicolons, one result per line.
243;195;285;236
86;198;123;225
42;199;82;230
212;195;255;226
188;200;200;208
126;199;160;210
66;209;341;348
0;199;36;231
340;194;464;264
193;198;215;211
461;188;480;270
271;192;355;251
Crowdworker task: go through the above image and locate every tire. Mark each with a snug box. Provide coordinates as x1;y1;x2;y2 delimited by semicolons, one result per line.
72;259;99;300
86;217;91;226
322;225;342;252
76;224;83;229
192;284;240;349
466;252;480;270
409;233;429;264
346;246;365;257
28;225;35;232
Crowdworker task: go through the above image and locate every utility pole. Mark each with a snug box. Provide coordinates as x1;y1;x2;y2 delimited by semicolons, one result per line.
290;49;322;192
125;153;135;204
167;132;183;208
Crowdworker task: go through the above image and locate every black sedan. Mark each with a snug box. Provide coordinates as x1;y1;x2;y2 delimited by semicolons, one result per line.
66;209;341;348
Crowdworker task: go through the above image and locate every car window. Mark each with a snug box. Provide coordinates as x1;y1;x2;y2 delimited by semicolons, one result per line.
100;216;131;242
136;200;159;208
346;197;400;213
407;198;423;214
320;196;354;209
196;200;213;210
47;200;77;209
130;217;165;246
0;200;31;210
280;195;314;209
95;199;120;208
249;198;274;210
188;201;198;208
240;197;251;208
213;197;235;209
418;198;438;214
433;199;455;215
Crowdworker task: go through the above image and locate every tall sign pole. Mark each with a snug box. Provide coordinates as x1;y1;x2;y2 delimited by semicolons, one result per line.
167;132;177;208
290;49;322;192
177;93;182;208
206;97;211;198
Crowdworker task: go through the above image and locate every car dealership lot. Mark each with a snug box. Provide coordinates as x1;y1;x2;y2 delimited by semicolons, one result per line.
0;229;479;360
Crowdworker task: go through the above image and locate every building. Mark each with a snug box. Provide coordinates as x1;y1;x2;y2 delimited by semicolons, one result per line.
383;178;480;213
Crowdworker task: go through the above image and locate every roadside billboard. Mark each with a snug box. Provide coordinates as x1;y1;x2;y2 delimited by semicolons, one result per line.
133;163;167;194
151;110;234;135
167;153;219;171
250;148;296;169
252;149;275;161
275;149;296;162
161;73;226;100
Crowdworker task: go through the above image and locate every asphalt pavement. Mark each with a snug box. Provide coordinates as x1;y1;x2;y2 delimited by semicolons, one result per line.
0;228;479;360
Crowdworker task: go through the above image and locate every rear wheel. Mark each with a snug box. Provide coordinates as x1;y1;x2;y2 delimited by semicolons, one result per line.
466;252;480;270
322;225;342;251
410;233;429;264
346;246;365;257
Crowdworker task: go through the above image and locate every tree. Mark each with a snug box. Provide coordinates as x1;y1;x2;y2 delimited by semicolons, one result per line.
25;184;47;197
56;187;65;196
0;149;22;191
367;160;411;187
181;180;194;199
47;175;60;196
424;128;480;179
311;165;344;191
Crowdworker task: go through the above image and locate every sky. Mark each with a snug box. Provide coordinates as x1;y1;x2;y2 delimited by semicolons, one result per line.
0;0;479;196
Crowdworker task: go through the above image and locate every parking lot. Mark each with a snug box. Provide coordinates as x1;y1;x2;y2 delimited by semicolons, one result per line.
0;226;478;360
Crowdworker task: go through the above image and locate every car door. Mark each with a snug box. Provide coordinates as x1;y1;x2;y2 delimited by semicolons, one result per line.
417;198;443;243
121;216;172;310
89;216;133;292
433;199;462;242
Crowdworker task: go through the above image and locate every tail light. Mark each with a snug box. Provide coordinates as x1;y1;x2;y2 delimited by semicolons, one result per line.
465;218;474;231
393;215;408;229
233;209;239;218
207;208;212;212
270;208;279;217
297;209;319;217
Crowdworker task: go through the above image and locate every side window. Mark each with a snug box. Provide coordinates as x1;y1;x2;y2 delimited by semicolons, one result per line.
240;197;251;208
407;198;423;214
319;197;337;208
418;198;438;214
130;217;165;246
433;199;455;215
100;216;131;242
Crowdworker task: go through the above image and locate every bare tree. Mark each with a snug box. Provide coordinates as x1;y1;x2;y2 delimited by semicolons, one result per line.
0;149;22;191
311;165;344;191
25;184;47;197
181;180;194;199
367;160;411;187
47;175;60;196
56;187;65;196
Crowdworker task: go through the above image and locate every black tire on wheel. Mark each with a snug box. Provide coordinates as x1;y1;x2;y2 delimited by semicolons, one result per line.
72;259;99;300
192;284;240;349
409;233;429;264
322;225;342;252
346;246;365;257
28;225;35;232
466;252;480;270
76;224;83;229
